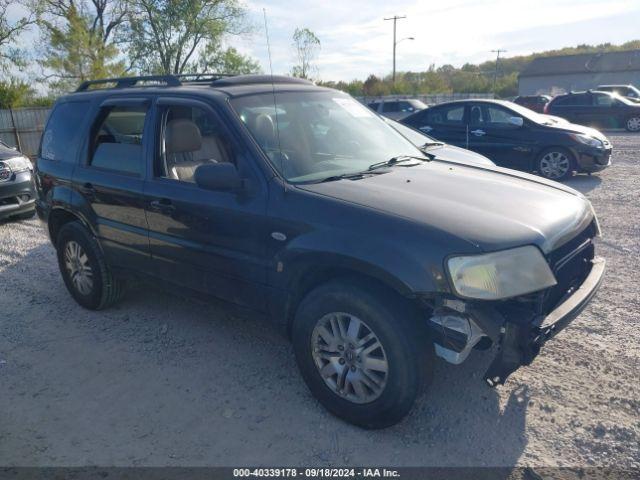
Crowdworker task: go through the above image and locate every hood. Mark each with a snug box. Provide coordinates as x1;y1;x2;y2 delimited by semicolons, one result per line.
0;143;21;161
430;144;495;166
298;161;593;254
545;121;610;144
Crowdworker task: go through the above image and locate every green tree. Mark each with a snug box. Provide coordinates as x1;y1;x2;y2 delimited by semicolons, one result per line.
0;78;34;107
36;0;128;92
291;27;320;79
199;43;260;75
0;0;38;70
126;0;249;75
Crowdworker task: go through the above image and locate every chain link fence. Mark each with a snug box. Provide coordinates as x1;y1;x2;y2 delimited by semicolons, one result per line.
0;107;51;159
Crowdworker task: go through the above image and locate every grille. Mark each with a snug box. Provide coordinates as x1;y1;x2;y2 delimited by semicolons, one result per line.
543;221;597;313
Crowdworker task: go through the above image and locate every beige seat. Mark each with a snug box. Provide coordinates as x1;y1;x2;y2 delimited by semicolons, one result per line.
165;119;221;182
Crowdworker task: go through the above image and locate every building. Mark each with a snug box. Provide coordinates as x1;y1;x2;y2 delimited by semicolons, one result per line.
518;50;640;95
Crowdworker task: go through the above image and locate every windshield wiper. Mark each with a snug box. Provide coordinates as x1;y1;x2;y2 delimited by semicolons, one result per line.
367;155;431;171
420;141;444;148
315;171;373;183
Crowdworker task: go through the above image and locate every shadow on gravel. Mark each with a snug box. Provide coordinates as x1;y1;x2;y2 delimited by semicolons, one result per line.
0;237;528;468
565;174;603;194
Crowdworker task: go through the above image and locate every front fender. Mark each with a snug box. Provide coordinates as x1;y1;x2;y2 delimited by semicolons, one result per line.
270;228;452;297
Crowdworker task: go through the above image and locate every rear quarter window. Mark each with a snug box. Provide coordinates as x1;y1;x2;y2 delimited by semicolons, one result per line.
40;101;91;162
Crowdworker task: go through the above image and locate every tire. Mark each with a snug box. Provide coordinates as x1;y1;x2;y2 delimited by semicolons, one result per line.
292;278;433;429
626;116;640;132
56;221;124;310
536;148;575;181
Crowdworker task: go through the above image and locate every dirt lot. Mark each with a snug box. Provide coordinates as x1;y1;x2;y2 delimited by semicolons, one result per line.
1;133;638;468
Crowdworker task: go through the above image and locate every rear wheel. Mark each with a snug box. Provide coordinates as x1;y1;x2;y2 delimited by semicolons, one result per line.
536;148;574;181
626;116;640;132
292;279;433;429
56;221;124;310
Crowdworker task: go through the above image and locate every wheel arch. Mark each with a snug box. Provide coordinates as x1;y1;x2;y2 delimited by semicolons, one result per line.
278;253;425;337
48;207;96;246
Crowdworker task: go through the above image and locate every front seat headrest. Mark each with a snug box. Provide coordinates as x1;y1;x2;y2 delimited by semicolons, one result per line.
254;114;276;147
166;119;202;153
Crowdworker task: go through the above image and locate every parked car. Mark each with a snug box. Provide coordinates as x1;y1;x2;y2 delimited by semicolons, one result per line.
0;140;36;221
513;94;552;113
383;117;495;166
402;99;612;180
367;98;427;120
595;84;640;103
36;74;604;429
546;90;640;132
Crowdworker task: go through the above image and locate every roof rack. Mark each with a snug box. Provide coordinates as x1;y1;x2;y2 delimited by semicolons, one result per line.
75;73;234;92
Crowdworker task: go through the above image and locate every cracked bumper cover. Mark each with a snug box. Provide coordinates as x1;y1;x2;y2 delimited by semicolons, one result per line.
482;257;605;387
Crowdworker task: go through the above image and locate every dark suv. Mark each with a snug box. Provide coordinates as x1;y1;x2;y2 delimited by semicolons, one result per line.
36;74;605;428
546;90;640;131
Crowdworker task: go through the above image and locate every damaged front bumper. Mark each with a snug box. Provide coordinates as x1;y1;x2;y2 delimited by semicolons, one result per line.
428;257;605;386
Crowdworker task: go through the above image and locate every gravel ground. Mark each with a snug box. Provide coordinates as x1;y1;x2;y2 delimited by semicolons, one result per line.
0;133;638;469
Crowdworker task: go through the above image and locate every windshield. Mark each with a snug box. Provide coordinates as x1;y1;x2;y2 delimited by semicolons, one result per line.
231;91;422;183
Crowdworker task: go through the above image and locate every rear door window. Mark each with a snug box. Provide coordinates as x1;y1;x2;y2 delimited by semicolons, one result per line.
426;105;465;125
593;93;615;106
89;106;149;176
555;94;590;106
40;101;91;162
382;102;399;113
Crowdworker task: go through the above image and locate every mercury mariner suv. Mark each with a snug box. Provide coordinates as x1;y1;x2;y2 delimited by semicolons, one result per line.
35;74;605;428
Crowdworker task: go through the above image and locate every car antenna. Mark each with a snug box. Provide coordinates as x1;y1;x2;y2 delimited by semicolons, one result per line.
263;8;286;193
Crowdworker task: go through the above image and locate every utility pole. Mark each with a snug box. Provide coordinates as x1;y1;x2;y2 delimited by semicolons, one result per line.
384;15;406;83
491;49;507;94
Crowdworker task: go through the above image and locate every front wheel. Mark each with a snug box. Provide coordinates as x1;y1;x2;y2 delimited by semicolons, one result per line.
626;116;640;132
292;279;433;429
536;148;574;181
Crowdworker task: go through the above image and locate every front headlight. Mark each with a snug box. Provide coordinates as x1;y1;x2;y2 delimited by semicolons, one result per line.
570;133;603;149
3;155;32;173
447;245;557;300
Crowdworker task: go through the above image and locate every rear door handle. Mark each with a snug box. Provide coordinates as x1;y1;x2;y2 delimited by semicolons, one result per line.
149;199;176;214
79;183;95;198
470;129;486;136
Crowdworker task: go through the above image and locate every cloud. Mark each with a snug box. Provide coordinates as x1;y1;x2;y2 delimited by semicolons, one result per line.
237;0;640;80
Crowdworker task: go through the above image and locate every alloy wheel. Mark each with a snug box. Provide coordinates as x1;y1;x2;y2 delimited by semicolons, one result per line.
627;117;640;132
64;240;94;295
311;312;389;404
539;151;570;179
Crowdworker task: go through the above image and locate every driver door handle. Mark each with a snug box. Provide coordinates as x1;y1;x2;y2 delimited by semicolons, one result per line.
470;129;486;136
149;198;176;214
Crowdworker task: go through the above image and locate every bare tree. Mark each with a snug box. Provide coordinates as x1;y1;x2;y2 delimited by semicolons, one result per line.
0;0;38;69
291;27;320;79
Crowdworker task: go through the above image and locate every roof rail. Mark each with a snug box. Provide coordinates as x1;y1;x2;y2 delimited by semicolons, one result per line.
76;75;182;92
75;73;241;92
174;73;234;83
211;75;314;87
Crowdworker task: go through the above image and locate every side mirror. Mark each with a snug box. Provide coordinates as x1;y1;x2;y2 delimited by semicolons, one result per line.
509;116;524;127
194;162;243;192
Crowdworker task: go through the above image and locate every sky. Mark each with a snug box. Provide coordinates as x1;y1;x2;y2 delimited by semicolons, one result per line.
5;0;640;83
233;0;640;81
